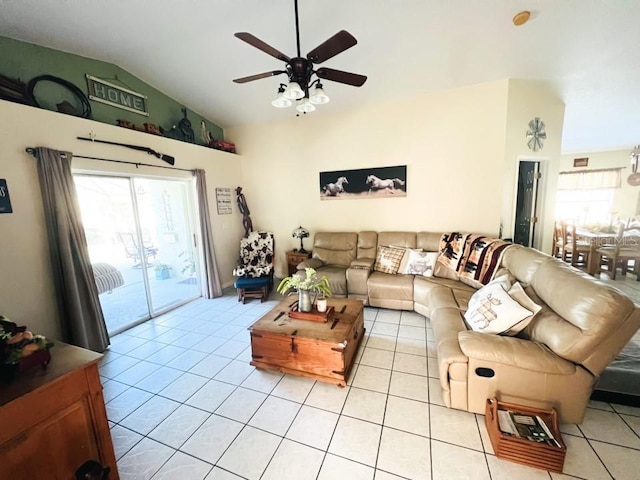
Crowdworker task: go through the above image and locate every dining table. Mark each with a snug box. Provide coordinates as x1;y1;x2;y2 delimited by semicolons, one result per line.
575;227;640;276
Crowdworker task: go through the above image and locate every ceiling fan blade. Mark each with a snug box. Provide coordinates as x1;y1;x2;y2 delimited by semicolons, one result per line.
307;30;357;64
235;32;290;62
233;71;287;84
316;67;367;87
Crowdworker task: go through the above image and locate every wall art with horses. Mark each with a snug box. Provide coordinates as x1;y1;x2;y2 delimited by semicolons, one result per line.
319;165;407;200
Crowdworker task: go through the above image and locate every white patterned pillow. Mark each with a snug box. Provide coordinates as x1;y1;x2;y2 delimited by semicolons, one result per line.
374;246;405;274
464;282;532;334
398;250;439;277
502;283;541;336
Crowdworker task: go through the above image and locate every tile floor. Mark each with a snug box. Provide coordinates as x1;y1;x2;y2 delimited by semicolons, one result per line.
100;289;640;480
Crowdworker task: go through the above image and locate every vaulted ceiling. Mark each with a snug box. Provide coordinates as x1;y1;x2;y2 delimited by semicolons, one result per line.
1;0;638;153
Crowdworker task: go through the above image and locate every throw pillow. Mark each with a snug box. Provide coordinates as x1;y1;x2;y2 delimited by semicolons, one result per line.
374;246;405;274
502;282;541;336
467;274;513;305
464;282;533;334
399;250;439;277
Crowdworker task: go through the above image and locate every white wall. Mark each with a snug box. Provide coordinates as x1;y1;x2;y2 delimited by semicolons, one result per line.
501;80;566;255
228;80;510;278
0;100;244;340
559;149;636;220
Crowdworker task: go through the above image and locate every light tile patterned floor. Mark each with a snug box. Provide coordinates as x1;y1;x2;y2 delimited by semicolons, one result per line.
100;289;640;480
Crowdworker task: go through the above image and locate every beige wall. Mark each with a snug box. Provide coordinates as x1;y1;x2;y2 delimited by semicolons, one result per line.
560;149;636;220
228;80;510;278
0;100;244;340
501;80;565;255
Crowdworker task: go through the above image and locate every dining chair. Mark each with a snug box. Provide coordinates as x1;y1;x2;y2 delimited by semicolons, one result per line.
596;224;640;280
562;221;591;268
552;220;564;258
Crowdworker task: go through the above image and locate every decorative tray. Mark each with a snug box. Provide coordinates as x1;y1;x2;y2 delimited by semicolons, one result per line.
288;306;335;323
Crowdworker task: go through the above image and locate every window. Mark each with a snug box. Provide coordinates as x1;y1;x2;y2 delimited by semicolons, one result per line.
555;168;621;226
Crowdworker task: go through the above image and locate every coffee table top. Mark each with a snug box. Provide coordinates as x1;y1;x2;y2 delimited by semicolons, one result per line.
249;296;364;343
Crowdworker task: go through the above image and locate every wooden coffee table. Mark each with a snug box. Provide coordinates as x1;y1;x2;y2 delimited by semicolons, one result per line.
248;296;365;387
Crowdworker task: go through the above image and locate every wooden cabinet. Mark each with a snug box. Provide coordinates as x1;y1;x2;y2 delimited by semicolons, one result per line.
0;342;118;480
286;250;312;276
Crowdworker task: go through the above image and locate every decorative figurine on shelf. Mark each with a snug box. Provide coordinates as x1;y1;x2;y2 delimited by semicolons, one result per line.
178;107;195;143
200;120;212;146
292;226;310;253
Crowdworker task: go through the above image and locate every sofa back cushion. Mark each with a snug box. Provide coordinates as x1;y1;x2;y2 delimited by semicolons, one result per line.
357;231;378;259
417;232;443;251
501;245;547;285
312;232;358;267
378;232;417;249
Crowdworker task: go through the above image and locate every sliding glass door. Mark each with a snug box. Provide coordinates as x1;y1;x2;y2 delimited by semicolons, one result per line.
74;174;200;334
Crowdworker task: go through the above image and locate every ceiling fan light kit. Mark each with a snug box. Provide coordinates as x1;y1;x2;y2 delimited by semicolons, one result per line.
310;83;330;105
284;81;305;100
233;0;367;115
271;84;293;108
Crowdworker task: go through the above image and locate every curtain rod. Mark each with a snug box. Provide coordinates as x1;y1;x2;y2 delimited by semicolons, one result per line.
24;148;194;173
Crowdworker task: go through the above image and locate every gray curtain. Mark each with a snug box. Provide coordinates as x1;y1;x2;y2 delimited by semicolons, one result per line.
34;147;109;352
195;169;222;298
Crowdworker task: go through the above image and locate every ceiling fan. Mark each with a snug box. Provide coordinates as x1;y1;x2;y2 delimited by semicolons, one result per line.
233;0;367;113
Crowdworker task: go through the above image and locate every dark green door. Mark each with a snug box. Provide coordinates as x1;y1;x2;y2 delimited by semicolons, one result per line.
514;161;540;247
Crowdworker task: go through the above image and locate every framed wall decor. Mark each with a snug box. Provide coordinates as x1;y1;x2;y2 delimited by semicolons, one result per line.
573;157;589;167
0;179;12;213
319;165;407;201
215;187;232;214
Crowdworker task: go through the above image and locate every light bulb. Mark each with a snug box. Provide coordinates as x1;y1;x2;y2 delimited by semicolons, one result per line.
309;85;330;105
283;82;304;100
296;97;316;113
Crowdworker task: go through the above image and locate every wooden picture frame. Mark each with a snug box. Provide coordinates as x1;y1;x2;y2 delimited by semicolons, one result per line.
573;157;589;167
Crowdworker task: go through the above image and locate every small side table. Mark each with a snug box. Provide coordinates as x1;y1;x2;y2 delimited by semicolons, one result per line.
286;250;312;276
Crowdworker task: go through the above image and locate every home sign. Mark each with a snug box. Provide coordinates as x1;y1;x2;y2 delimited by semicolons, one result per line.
86;75;149;116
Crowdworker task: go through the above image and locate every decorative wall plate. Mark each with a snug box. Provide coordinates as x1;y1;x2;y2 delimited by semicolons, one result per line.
526;117;546;152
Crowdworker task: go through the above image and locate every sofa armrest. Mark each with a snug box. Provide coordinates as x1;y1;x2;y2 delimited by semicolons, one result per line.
297;258;324;270
350;258;375;270
458;330;576;375
346;258;375;296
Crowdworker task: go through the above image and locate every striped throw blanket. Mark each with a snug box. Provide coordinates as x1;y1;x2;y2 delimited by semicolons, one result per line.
438;233;512;286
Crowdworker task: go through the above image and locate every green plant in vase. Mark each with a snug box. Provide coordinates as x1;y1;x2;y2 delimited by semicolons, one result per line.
277;267;331;312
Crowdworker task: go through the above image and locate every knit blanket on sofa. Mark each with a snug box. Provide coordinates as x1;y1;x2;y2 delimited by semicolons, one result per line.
438;232;512;286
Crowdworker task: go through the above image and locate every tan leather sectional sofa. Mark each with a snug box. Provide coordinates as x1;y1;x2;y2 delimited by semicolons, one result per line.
297;231;640;423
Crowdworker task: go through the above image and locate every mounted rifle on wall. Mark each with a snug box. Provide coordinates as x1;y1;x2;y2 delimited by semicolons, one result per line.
77;136;175;165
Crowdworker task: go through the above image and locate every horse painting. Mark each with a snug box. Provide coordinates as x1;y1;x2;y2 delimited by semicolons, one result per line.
366;175;405;193
322;176;349;196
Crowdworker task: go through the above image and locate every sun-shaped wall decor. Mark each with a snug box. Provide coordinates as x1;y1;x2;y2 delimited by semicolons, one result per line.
526;117;547;152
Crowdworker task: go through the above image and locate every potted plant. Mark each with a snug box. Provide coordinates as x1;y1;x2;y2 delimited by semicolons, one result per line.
277;267;331;312
154;264;172;280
